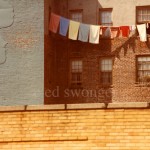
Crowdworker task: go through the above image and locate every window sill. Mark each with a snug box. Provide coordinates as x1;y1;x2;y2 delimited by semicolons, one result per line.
135;82;150;87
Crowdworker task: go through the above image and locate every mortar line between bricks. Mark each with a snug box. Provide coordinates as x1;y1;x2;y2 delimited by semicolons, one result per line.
0;139;88;143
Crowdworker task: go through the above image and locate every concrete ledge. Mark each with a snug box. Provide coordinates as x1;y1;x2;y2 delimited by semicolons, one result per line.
26;104;65;111
0;105;65;112
0;103;149;112
0;106;25;112
67;103;106;110
107;102;149;108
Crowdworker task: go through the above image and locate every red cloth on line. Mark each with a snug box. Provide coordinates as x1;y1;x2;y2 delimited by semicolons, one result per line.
100;27;120;38
120;26;130;37
111;27;120;38
49;13;60;33
100;27;107;36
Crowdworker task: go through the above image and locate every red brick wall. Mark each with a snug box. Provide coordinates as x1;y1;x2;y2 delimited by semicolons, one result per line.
113;38;150;102
45;35;150;104
44;0;150;104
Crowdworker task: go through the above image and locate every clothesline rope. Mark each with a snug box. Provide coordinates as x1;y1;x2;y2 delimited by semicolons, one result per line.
49;12;149;43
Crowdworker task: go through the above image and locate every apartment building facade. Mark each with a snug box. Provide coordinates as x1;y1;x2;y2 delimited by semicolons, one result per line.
45;0;150;104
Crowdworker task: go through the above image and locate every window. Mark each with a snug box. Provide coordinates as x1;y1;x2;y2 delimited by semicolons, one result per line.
137;6;150;23
70;10;83;22
136;6;150;34
99;8;113;26
136;56;150;85
100;58;113;86
70;60;82;88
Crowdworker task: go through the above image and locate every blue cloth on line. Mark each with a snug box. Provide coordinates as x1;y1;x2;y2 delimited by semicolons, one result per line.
59;17;69;36
78;23;90;42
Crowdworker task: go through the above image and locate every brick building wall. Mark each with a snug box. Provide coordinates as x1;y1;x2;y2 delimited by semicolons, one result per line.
0;104;150;150
45;0;150;104
0;0;44;105
49;0;150;25
45;36;150;104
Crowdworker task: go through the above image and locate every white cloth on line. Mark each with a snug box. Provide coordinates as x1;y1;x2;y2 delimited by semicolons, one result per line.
89;25;100;44
137;24;147;42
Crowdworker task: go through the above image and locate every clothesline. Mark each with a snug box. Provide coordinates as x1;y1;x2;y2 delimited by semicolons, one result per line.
49;12;149;44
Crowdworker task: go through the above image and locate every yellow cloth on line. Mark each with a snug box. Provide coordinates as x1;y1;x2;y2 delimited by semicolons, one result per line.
69;20;80;40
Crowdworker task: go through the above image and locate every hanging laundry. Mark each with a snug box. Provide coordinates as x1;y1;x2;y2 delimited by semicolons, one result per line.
100;27;107;37
111;27;120;38
130;25;136;31
69;20;80;40
59;17;69;36
100;28;103;35
100;27;120;38
78;23;90;42
137;24;147;42
147;23;149;29
49;13;60;33
100;27;111;37
89;25;100;44
129;25;136;37
104;27;111;37
146;23;150;35
120;26;130;37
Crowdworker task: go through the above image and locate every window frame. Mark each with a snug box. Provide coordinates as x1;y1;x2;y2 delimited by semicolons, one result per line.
99;8;113;26
99;57;114;87
136;6;150;24
69;59;83;89
136;55;150;86
69;9;83;22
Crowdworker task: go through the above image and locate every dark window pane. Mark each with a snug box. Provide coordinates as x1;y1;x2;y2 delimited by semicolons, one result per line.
100;9;112;26
137;56;150;84
71;60;82;87
137;7;150;23
100;58;113;86
101;72;112;85
70;11;82;22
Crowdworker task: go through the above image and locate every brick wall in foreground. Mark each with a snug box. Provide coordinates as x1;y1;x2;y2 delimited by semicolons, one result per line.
0;103;150;150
